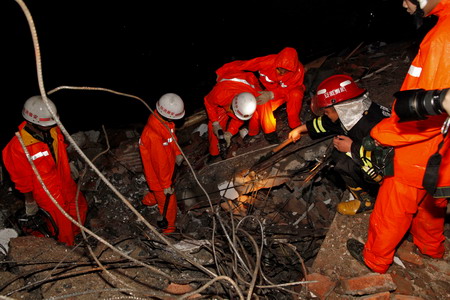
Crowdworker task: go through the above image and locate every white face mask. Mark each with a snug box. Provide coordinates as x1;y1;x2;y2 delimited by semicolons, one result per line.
334;94;372;131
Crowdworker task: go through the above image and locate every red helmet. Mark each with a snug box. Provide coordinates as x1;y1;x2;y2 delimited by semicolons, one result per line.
312;75;366;113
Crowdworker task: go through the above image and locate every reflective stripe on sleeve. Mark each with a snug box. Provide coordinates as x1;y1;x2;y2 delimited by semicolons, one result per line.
360;146;373;168
219;78;255;88
408;65;422;78
162;137;173;146
313;117;327;133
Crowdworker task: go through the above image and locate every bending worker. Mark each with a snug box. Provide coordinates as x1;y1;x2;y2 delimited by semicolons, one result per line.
2;96;88;246
216;47;305;144
139;93;185;234
347;0;450;274
204;70;258;160
288;75;390;215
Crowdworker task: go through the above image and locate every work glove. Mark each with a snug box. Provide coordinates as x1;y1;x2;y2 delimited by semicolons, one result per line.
25;201;39;216
163;186;174;195
223;131;233;147
256;91;274;105
175;154;184;166
212;121;222;138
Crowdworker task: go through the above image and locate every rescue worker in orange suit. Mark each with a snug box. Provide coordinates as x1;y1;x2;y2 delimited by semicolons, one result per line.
347;0;450;274
216;47;306;144
204;71;258;159
139;93;185;234
288;75;390;215
2;96;88;246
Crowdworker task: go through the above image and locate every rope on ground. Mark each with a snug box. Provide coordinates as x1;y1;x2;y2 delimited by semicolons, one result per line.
14;0;218;281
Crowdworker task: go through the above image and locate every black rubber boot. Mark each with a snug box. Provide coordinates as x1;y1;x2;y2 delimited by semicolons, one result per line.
206;154;221;165
347;238;370;270
243;134;255;144
264;132;280;144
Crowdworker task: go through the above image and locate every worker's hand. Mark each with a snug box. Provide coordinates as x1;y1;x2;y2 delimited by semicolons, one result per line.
223;131;233;147
163;187;174;195
443;89;450;115
333;135;353;153
212;121;222;137
175;154;184;166
25;201;39;216
288;127;302;143
256;91;274;105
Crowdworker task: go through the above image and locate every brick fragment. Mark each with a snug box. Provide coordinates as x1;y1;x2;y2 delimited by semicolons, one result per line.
390;273;414;295
391;295;425;300
359;291;391;299
164;283;201;299
426;259;450;276
305;273;336;300
341;273;397;296
396;241;424;266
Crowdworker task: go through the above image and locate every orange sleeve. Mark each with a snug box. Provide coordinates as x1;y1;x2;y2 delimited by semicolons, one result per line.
370;106;445;147
2;138;34;193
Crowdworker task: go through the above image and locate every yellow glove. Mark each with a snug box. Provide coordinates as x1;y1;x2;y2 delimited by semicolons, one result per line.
163;187;174;195
176;154;184;166
25;201;39;216
212;122;222;137
223;131;233;147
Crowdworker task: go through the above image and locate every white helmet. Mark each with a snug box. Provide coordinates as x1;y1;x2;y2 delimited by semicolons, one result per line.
22;95;58;126
156;93;185;120
232;92;257;121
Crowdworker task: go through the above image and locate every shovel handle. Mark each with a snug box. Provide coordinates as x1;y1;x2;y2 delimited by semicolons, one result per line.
272;138;293;154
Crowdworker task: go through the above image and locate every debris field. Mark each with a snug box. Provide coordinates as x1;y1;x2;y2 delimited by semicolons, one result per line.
0;39;449;300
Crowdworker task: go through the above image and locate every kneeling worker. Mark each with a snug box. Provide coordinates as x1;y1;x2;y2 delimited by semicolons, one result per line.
288;75;391;215
2;96;88;246
204;71;258;160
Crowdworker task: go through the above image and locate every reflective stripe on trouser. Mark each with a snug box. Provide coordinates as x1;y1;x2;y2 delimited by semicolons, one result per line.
145;190;178;230
363;177;447;273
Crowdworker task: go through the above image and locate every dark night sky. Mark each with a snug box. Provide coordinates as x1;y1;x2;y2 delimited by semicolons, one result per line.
1;0;419;149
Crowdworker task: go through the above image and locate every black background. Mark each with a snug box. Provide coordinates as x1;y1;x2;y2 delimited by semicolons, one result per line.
1;0;419;150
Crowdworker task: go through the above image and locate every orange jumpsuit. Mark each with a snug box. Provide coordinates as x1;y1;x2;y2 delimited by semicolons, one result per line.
216;47;305;134
2;122;88;246
205;71;260;156
139;112;181;233
363;0;450;274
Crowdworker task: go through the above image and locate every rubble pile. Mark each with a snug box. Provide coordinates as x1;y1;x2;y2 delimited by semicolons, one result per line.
0;40;449;299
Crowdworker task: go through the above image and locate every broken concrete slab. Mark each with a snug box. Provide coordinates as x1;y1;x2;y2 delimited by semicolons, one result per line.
340;273;397;296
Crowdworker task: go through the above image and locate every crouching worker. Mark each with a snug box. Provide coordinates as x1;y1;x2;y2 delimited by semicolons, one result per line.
2;96;88;246
204;71;258;161
139;93;185;234
216;47;306;144
288;75;391;215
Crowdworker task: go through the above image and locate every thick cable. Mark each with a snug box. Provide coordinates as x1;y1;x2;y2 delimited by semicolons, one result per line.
14;0;216;279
